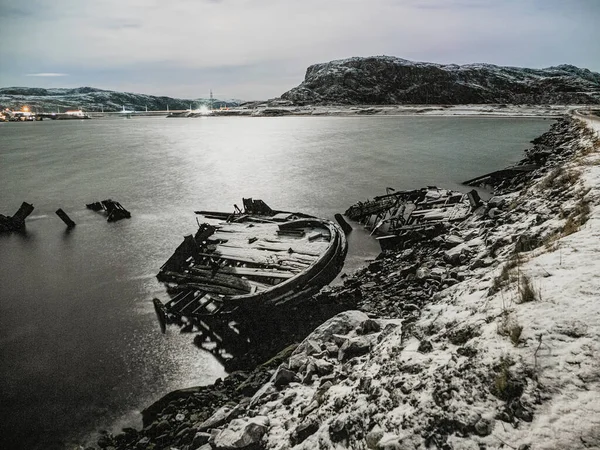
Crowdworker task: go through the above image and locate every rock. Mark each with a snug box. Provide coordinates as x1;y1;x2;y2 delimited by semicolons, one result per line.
288;353;308;371
338;336;373;362
329;413;351;442
416;267;429;280
136;436;150;447
191;432;212;448
358;318;381;335
196;405;236;431
326;343;339;356
366;424;384;449
313;380;333;405
292;417;320;445
273;366;298;387
312;358;334;376
195;444;213;450
281;391;297;405
303;339;322;356
97;433;112;448
474;418;494;436
444;235;464;248
155;419;170;434
444;244;471;265
417;339;433;353
249;383;278;409
213;416;269;449
293;311;369;355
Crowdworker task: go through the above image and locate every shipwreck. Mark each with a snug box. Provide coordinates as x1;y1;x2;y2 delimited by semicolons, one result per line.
345;187;483;250
153;198;348;334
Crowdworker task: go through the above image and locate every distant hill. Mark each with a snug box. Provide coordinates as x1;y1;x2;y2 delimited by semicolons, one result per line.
281;56;600;105
0;87;240;112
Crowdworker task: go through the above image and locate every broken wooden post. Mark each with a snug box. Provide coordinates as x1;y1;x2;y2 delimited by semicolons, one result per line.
467;190;482;208
12;202;35;223
56;208;76;229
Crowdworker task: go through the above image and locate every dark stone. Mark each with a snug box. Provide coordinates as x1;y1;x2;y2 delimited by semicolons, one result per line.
97;434;111;448
274;367;298;387
417;339;433;353
155;419;170;434
358;318;381;335
338;336;372;362
456;346;477;358
191;431;211;448
292;418;320;445
448;326;479;346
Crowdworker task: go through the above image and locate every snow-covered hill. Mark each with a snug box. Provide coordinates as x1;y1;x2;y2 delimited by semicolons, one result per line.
0;87;239;112
281;56;600;105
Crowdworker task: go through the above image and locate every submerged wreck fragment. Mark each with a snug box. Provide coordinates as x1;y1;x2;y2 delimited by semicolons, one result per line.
153;199;347;334
86;199;131;222
345;187;482;250
0;202;34;233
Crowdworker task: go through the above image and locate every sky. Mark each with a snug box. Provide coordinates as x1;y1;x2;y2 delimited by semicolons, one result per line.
1;0;599;100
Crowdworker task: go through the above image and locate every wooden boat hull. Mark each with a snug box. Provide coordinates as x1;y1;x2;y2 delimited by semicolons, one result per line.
153;200;348;331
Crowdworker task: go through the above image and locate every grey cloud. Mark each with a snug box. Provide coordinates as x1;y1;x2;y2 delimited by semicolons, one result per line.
26;73;69;77
1;0;598;99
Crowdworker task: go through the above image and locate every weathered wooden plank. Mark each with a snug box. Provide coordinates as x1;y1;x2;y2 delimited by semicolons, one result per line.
56;208;76;228
178;282;247;296
186;268;254;290
190;264;295;279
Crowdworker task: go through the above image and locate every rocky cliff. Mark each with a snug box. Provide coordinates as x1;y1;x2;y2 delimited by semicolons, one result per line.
281;56;600;105
0;87;239;112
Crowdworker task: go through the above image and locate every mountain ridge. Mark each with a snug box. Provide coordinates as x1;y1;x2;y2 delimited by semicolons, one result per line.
281;56;600;105
0;86;240;112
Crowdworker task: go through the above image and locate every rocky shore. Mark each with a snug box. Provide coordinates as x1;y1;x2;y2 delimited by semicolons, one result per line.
93;114;600;450
210;103;571;118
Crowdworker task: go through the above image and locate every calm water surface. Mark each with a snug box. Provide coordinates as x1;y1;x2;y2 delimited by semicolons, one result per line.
0;116;551;449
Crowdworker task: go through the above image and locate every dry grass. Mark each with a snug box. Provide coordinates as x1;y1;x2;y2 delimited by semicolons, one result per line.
542;231;561;252
541;167;581;191
498;313;524;347
518;275;537;303
489;254;521;295
562;196;591;236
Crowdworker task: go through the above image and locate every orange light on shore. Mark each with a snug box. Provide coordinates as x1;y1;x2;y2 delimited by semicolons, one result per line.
22;106;30;112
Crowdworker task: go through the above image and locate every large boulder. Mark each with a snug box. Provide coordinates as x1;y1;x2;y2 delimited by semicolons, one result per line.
293;310;369;355
213;416;269;449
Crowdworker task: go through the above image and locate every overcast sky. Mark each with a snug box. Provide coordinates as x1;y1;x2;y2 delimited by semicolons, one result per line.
1;0;599;100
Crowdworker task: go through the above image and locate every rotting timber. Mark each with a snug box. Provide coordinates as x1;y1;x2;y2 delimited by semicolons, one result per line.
345;187;482;250
86;199;131;222
0;202;34;233
153;199;348;338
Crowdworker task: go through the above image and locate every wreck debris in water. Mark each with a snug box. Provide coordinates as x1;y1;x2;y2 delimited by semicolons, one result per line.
86;199;131;222
344;187;482;250
0;202;34;233
153;199;348;336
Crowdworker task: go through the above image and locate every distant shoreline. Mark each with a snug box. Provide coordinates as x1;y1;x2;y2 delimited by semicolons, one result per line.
159;104;575;119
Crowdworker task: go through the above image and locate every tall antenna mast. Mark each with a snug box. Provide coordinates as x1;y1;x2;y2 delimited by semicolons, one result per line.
210;90;213;111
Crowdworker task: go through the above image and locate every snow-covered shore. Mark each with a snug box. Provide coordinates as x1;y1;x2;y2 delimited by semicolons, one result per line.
201;115;600;450
214;104;578;118
95;115;600;450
